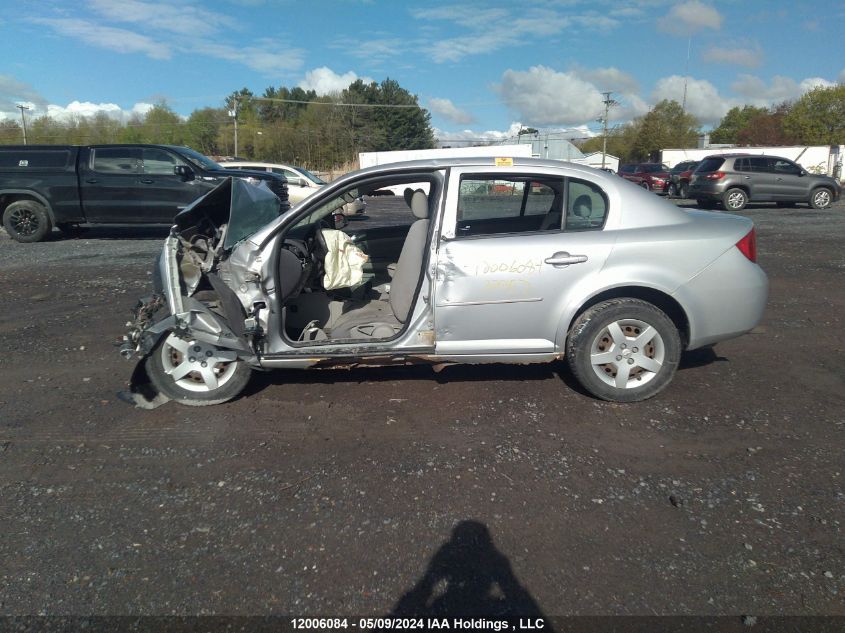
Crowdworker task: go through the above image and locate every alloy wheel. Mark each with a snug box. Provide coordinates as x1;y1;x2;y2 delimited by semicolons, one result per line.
589;319;666;389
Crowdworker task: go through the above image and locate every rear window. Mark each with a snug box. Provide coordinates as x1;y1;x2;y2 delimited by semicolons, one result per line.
697;157;725;173
0;149;72;169
640;164;666;173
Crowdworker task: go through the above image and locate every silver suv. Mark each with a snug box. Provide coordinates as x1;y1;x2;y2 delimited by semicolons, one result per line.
688;154;841;211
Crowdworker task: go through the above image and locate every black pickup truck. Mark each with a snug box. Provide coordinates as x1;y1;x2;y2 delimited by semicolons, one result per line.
0;144;289;242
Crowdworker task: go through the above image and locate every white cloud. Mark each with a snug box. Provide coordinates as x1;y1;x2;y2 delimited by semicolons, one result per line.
87;0;231;38
658;1;722;36
731;74;836;105
572;65;640;95
434;122;525;146
495;66;606;126
1;99;155;123
429;98;475;125
412;6;613;63
31;18;171;60
702;44;763;68
0;75;48;113
45;101;154;121
298;67;373;96
651;75;732;124
30;4;303;76
195;40;304;75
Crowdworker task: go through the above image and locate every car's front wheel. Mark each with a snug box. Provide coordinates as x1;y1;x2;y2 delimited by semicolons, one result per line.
809;187;832;209
3;200;52;243
567;298;681;402
147;333;252;406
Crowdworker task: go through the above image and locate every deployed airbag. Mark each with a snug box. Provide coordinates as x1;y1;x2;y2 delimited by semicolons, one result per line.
321;229;369;290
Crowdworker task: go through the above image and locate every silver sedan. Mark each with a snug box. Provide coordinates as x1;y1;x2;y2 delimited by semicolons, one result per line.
121;157;768;406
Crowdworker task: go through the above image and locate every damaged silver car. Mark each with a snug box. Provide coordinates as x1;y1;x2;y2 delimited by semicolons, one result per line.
121;157;768;406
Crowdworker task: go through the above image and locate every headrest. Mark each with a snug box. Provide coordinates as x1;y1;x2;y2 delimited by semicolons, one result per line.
411;189;429;219
573;194;592;218
403;187;414;207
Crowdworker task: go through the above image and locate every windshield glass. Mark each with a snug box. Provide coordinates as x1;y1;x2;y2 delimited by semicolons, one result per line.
295;167;326;185
287;188;359;238
171;146;222;171
225;179;281;249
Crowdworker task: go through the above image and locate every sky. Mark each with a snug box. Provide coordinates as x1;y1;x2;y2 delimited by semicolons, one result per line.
1;0;843;144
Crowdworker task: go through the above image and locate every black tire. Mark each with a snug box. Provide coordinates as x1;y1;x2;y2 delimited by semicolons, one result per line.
667;183;678;197
2;200;52;243
147;332;252;406
678;182;689;199
809;187;832;210
722;188;748;211
566;298;681;403
640;181;650;190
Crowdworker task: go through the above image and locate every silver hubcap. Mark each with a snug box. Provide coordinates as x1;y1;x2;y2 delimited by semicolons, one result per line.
727;191;745;209
589;319;665;389
160;334;238;393
814;191;830;207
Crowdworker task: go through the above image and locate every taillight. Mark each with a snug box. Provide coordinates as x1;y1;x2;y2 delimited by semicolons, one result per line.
736;228;757;262
704;171;725;180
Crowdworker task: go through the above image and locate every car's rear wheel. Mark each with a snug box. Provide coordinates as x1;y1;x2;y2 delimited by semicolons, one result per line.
723;188;748;211
3;200;52;243
640;181;650;190
147;333;252;406
667;183;678;197
678;182;689;198
809;187;832;209
567;298;681;402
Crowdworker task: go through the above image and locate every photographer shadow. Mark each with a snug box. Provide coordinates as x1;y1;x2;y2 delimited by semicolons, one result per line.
388;520;552;624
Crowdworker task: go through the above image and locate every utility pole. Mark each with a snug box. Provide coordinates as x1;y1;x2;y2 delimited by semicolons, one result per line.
681;36;691;114
599;92;617;169
16;104;30;145
229;96;239;157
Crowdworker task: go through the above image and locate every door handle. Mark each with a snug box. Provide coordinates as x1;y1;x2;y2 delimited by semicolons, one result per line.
743;176;751;179
545;252;588;267
85;178;98;184
140;178;154;184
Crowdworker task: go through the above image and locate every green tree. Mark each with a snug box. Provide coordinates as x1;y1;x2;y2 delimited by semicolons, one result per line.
710;105;769;144
185;107;225;155
736;102;794;146
0;119;22;144
783;85;845;145
629;100;699;161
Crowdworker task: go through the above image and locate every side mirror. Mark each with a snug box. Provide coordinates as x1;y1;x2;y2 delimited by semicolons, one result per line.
799;170;807;177
332;212;348;229
174;165;195;181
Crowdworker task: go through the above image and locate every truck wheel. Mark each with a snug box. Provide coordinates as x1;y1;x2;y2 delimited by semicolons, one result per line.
723;188;748;211
3;200;52;243
566;298;681;402
147;333;252;406
809;187;832;210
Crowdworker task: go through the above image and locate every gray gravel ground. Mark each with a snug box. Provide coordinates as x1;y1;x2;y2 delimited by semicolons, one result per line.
0;197;842;617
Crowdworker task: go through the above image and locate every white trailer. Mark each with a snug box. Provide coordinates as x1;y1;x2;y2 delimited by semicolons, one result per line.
359;144;533;169
662;145;844;179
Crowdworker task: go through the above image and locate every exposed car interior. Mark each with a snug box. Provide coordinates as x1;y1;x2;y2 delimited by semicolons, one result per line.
275;175;438;344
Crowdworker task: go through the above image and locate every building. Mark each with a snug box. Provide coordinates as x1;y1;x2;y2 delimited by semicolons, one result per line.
581;152;620;172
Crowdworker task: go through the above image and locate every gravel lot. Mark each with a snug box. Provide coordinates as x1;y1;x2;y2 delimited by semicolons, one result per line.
0;197;842;617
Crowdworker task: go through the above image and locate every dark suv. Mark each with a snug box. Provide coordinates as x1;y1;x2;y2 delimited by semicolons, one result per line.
688;154;841;211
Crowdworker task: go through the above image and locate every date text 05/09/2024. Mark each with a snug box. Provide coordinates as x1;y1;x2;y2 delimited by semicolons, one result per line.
290;618;547;631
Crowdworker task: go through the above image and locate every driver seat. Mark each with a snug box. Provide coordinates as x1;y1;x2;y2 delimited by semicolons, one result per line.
329;190;430;339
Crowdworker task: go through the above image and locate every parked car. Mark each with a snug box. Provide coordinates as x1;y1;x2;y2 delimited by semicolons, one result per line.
617;163;671;193
120;157;767;407
0;145;288;242
688;154;841;211
666;160;700;198
219;161;365;216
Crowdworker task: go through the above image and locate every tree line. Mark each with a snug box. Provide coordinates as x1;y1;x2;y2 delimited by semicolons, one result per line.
578;84;845;163
2;81;842;169
0;78;435;171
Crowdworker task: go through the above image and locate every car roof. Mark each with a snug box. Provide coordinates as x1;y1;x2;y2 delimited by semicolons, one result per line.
219;161;297;169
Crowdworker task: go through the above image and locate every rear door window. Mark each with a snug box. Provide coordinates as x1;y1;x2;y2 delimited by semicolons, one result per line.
91;147;141;174
565;179;608;231
456;175;562;237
